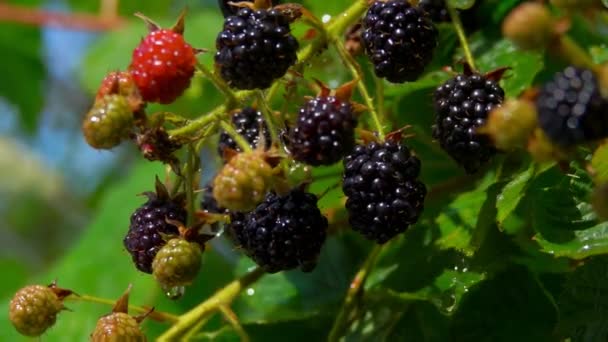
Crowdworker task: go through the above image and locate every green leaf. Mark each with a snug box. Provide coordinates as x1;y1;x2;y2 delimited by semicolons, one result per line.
592;142;608;184
448;0;476;10
0;23;44;133
450;266;558;341
534;223;608;259
388;301;450;342
477;39;544;97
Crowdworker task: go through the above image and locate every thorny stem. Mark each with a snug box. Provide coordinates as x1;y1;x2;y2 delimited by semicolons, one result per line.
196;61;239;106
157;267;266;341
375;75;385;120
65;294;179;323
334;38;385;139
328;244;385;341
447;4;476;71
219;305;251;342
185;145;198;226
219;120;254;153
256;90;280;144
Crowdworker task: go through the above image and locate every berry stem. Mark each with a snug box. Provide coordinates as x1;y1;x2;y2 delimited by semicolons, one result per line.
447;4;477;71
219;305;250;342
333;38;385;140
157;267;265;341
219;120;254;153
65;294;179;323
185;145;198;226
196;62;239;106
553;36;598;71
328;243;385;341
255;90;280;144
374;75;385;123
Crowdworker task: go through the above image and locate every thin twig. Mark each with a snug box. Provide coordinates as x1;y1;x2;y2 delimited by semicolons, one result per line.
255;91;280;144
65;294;179;323
196;62;238;106
446;4;476;70
219;120;254;153
219;305;250;342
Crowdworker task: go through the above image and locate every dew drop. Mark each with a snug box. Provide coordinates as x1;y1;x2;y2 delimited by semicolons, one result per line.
246;288;255;296
164;285;185;300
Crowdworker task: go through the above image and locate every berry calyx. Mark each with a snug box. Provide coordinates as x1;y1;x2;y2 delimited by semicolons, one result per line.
361;0;438;83
129;13;197;104
432;70;505;173
82;94;135;149
228;189;328;273
123;178;187;273
215;7;299;90
218;0;283;17
288;95;358;166
342;139;427;243
536;66;608;146
152;238;203;289
218;107;270;159
418;0;450;22
90;286;148;341
212;149;276;212
9;284;68;337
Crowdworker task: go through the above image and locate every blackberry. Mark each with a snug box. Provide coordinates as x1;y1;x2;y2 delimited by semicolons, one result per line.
342;141;426;243
361;0;438;83
228;189;328;273
218;107;270;158
218;0;282;17
215;7;299;90
536;66;608;146
123;180;187;273
418;0;450;22
432;73;504;173
288;96;358;166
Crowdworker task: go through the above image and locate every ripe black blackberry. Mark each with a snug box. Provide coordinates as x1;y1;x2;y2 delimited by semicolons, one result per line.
418;0;450;22
218;0;282;17
288;96;358;166
432;72;505;173
361;0;438;83
342;140;427;243
123;180;186;273
215;7;299;90
227;189;328;273
218;107;270;158
536;66;608;146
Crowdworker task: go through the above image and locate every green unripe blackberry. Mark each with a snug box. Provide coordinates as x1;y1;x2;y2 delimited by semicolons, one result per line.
82;95;134;149
9;285;64;337
152;238;203;289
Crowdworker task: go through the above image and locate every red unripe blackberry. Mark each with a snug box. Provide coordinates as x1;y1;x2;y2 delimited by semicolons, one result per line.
96;71;139;101
432;73;505;173
536;66;608;146
91;312;146;341
227;189;328;273
129;27;196;104
342;141;427;244
9;285;64;337
123;181;187;273
218;107;270;158
215;7;299;90
361;0;438;83
218;0;282;17
418;0;450;22
288;96;358;166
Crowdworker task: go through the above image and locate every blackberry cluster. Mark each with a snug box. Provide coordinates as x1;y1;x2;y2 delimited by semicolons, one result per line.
218;0;282;17
418;0;450;22
536;66;608;146
342;141;427;243
361;0;438;83
215;8;299;90
123;188;186;273
289;96;358;166
228;189;328;273
218;107;270;158
432;73;505;173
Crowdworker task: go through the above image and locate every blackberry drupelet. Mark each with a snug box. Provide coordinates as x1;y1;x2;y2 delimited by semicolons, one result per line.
289;96;358;166
215;7;299;90
432;72;505;173
218;0;282;17
218;107;270;158
361;0;438;83
418;0;450;22
123;182;187;274
343;141;427;243
536;66;608;146
228;189;328;273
